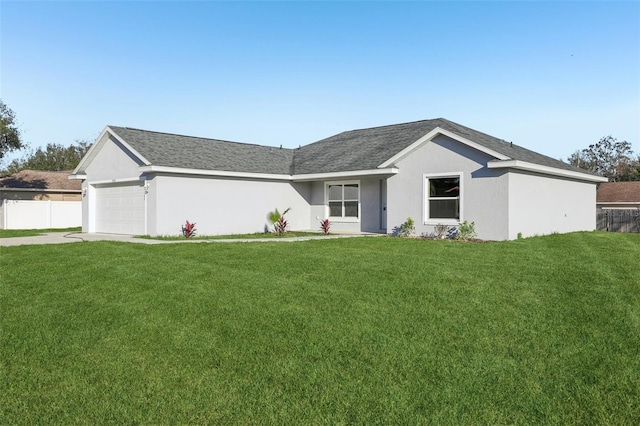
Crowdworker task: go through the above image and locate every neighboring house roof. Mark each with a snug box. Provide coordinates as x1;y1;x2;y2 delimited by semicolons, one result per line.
597;181;640;203
74;118;604;182
0;170;81;191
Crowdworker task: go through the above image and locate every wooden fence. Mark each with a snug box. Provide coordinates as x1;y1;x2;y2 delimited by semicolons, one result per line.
596;209;640;233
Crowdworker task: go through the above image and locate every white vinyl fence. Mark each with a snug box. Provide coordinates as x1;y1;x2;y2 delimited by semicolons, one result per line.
2;200;82;230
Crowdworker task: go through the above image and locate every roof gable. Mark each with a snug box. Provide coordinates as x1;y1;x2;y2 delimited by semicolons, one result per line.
293;120;439;174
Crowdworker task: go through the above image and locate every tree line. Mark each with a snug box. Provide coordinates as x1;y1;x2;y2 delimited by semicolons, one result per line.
2;98;639;181
567;136;640;182
1;99;91;175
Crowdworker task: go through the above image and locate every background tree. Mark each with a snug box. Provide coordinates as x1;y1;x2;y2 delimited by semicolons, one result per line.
3;140;91;174
617;153;640;182
0;99;24;160
568;136;639;181
567;150;593;171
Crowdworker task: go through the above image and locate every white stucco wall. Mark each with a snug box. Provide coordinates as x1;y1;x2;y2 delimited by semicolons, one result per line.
387;135;510;240
150;174;311;236
83;135;145;181
309;181;326;231
507;171;597;239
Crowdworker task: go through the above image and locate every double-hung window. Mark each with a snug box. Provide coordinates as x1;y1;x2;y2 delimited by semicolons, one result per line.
425;174;461;223
327;182;359;220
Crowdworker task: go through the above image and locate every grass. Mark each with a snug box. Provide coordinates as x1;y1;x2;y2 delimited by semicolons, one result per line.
1;232;639;424
0;227;81;238
136;231;330;240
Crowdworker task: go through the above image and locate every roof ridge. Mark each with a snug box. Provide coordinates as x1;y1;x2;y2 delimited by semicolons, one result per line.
337;118;440;135
109;125;292;150
298;118;442;151
437;118;513;145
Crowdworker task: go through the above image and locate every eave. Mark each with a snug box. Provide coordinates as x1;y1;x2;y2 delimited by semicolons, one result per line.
139;165;292;181
487;160;608;183
0;187;81;193
597;201;640;206
292;168;398;182
138;165;399;182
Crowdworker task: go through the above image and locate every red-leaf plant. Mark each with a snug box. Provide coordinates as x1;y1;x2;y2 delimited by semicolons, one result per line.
268;207;291;236
182;220;197;238
275;216;288;235
320;218;331;235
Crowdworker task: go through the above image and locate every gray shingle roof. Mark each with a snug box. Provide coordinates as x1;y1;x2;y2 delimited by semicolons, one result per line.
108;119;596;177
293;118;593;175
436;119;589;174
292;120;437;174
109;126;294;175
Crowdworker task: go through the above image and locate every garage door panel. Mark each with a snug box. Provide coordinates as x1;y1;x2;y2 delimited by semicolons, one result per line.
95;183;145;235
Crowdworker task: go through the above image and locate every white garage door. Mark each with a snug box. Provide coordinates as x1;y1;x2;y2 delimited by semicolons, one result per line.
95;182;146;235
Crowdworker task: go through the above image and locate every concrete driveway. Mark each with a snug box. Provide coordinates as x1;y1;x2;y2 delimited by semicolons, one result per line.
0;232;165;247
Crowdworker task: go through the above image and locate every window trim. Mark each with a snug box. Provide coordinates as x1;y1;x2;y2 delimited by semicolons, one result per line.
325;180;361;223
423;173;463;225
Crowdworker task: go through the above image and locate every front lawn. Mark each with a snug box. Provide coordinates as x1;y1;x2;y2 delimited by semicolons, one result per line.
137;231;329;240
1;232;638;424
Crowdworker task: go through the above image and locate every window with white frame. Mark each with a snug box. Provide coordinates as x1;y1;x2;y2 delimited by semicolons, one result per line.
425;174;461;222
327;182;359;220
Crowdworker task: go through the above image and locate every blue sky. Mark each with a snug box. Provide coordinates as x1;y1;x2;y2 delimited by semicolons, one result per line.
1;1;638;165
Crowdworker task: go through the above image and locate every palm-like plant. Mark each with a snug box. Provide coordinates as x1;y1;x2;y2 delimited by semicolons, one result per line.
268;208;291;235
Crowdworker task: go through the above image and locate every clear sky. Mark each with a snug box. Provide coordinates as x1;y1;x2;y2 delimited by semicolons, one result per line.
1;1;639;165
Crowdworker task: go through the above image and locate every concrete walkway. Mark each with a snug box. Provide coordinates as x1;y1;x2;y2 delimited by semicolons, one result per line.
0;231;381;247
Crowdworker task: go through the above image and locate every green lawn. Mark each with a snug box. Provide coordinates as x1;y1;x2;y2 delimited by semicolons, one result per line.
0;227;81;238
136;231;329;240
1;232;639;424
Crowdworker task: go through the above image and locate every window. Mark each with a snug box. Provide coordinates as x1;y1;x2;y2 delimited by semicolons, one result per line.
425;174;461;222
327;182;359;220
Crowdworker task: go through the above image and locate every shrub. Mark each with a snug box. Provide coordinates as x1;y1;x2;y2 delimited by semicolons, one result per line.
434;223;449;239
181;220;196;238
456;220;477;241
320;219;331;235
268;208;291;236
397;217;415;237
